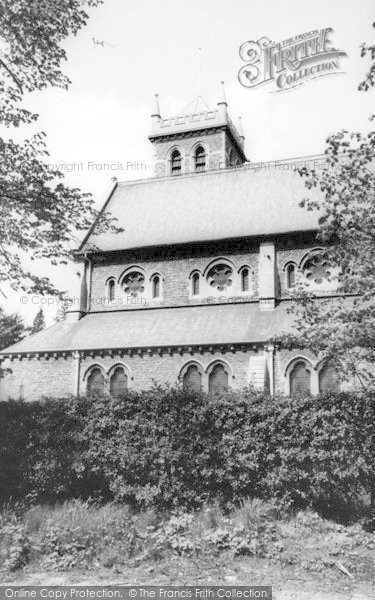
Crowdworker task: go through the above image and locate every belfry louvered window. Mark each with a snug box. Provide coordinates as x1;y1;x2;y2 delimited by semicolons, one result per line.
195;146;206;172
171;150;182;176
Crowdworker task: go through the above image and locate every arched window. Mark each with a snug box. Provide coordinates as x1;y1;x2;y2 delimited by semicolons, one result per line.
241;268;249;292
183;364;202;392
152;275;160;298
302;251;332;286
290;361;311;395
110;367;128;396
195;146;206;172
87;367;105;396
123;271;145;297
286;264;296;289
207;264;233;292
108;279;115;301
319;364;339;393
171;150;182;176
209;363;229;394
192;273;200;296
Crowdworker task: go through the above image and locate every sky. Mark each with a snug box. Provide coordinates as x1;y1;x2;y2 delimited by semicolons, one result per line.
3;0;374;326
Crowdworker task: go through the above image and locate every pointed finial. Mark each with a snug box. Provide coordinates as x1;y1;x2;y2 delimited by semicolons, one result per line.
151;93;161;118
238;116;245;139
217;81;227;106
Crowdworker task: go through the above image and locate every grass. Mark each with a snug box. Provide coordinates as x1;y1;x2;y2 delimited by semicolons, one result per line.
24;500;133;535
0;498;374;595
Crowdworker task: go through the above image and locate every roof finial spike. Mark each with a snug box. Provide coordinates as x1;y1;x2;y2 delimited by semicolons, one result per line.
151;93;161;118
218;81;227;106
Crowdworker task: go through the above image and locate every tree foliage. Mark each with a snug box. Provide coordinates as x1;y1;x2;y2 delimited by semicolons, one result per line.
278;130;375;387
0;307;26;350
359;22;375;91
0;0;121;294
30;308;45;334
277;29;375;387
54;296;69;323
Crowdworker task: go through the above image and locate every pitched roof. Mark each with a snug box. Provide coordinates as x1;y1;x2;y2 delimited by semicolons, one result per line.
80;157;324;253
0;303;294;355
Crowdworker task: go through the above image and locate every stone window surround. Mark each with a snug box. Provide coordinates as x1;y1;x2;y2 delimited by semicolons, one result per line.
282;248;338;293
165;141;211;175
106;277;116;301
190;141;209;173
83;362;132;394
283;261;297;290
283;356;339;395
189;259;254;299
179;359;234;392
106;266;164;303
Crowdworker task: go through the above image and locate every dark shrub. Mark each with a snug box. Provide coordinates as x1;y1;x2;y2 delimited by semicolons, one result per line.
0;388;374;517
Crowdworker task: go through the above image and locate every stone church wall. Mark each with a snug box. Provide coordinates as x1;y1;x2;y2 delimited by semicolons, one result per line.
89;241;259;311
0;356;75;402
0;348;262;401
80;348;258;394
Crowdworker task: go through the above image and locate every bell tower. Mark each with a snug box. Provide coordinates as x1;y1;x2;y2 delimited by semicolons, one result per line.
148;84;247;177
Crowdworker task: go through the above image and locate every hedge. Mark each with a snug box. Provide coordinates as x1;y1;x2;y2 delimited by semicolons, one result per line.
0;387;374;514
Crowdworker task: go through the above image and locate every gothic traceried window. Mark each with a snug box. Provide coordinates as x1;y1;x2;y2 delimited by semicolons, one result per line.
110;367;128;396
303;252;332;285
209;363;229;394
286;264;296;289
171;150;182;176
207;264;233;292
195;146;206;172
192;273;200;296
123;271;145;297
290;361;311;395
183;364;202;392
87;367;105;396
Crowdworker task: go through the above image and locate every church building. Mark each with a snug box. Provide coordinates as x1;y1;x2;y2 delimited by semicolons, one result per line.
0;89;340;401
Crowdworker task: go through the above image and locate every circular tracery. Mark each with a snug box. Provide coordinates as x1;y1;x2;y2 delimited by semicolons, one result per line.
303;253;332;285
207;264;233;291
123;272;145;297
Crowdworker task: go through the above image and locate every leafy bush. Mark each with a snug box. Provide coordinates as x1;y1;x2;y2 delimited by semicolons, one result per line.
0;499;373;573
0;388;374;516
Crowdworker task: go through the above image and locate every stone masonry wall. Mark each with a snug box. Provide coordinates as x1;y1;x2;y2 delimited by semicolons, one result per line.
0;356;75;402
276;233;321;296
0;348;262;401
89;240;259;312
152;129;225;177
80;347;259;393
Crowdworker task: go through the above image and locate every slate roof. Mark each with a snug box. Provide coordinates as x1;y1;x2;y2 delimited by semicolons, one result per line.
0;303;294;355
79;157;324;253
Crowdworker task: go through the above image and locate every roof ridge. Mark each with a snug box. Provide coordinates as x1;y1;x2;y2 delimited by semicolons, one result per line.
117;153;328;187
